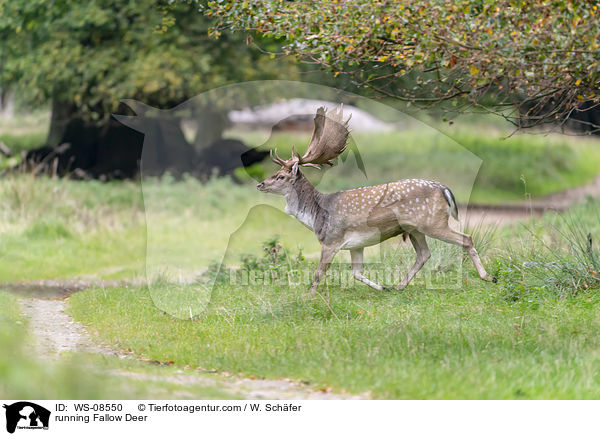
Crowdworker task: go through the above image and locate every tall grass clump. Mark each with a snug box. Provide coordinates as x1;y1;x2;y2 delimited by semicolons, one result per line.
494;199;600;299
0;173;147;281
538;201;600;295
200;235;309;288
0;173;144;235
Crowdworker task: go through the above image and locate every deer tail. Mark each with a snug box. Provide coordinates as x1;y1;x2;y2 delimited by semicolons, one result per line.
441;186;458;221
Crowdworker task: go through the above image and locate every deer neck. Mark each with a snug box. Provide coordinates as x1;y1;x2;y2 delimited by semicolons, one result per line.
284;173;326;233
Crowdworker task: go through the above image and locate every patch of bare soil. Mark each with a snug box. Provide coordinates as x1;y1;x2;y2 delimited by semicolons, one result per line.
459;175;600;226
4;279;139;300
18;298;121;358
109;370;364;400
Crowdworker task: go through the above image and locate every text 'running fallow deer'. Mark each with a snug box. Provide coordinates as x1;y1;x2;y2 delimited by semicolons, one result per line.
256;106;496;294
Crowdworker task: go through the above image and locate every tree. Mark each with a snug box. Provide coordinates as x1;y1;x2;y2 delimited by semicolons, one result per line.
206;0;600;133
0;0;298;177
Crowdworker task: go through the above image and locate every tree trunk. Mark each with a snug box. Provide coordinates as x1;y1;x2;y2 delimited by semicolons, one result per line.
25;99;267;180
0;88;15;120
46;99;77;147
191;105;231;151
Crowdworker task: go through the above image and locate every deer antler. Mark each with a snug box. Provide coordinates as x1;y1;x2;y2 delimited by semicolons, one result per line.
268;105;351;170
270;148;288;167
291;145;320;169
299;105;351;167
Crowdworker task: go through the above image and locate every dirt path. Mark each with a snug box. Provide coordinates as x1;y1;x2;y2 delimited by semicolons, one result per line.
459;174;600;226
12;284;364;400
18;298;122;358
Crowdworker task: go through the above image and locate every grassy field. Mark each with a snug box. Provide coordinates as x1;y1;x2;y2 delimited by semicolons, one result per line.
2;121;600;281
3;114;600;399
0;174;146;281
68;200;600;399
68;282;600;399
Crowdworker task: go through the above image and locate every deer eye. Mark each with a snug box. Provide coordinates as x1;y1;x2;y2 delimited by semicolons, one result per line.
277;175;285;180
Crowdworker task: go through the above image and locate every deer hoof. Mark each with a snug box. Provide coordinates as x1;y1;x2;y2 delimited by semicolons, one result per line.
491;276;498;283
381;285;393;292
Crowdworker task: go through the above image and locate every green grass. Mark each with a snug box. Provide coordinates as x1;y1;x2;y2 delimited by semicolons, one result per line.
0;174;146;281
2;123;600;282
0;131;46;153
235;126;600;204
0;132;46;170
68;200;600;399
0;111;49;169
0;112;48;148
68;274;600;399
0;173;326;281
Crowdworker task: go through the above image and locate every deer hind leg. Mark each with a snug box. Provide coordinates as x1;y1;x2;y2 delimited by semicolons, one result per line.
350;248;392;291
308;244;339;295
427;226;497;283
396;231;431;290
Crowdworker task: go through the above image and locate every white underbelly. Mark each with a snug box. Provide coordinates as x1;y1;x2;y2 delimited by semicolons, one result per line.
340;231;385;250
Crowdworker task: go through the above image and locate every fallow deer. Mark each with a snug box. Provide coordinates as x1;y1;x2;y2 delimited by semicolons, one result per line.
256;106;497;294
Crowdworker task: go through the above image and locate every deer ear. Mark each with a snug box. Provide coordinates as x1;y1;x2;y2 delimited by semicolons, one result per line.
291;161;299;177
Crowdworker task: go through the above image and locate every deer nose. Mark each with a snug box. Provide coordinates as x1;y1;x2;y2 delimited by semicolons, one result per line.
256;182;264;190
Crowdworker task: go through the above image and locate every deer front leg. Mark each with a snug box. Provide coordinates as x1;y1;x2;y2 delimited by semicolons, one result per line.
308;244;339;295
350;248;392;291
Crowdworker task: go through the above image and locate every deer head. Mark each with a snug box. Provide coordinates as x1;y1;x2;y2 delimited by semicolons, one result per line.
256;105;351;194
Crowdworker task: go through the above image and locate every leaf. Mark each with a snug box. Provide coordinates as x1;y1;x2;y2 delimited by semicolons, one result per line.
470;65;479;75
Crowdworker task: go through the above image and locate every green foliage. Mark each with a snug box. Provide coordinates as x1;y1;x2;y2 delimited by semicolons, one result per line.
201;235;308;286
0;0;297;120
207;0;600;125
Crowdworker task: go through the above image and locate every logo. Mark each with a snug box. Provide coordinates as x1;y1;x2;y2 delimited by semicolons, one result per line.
2;402;50;434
